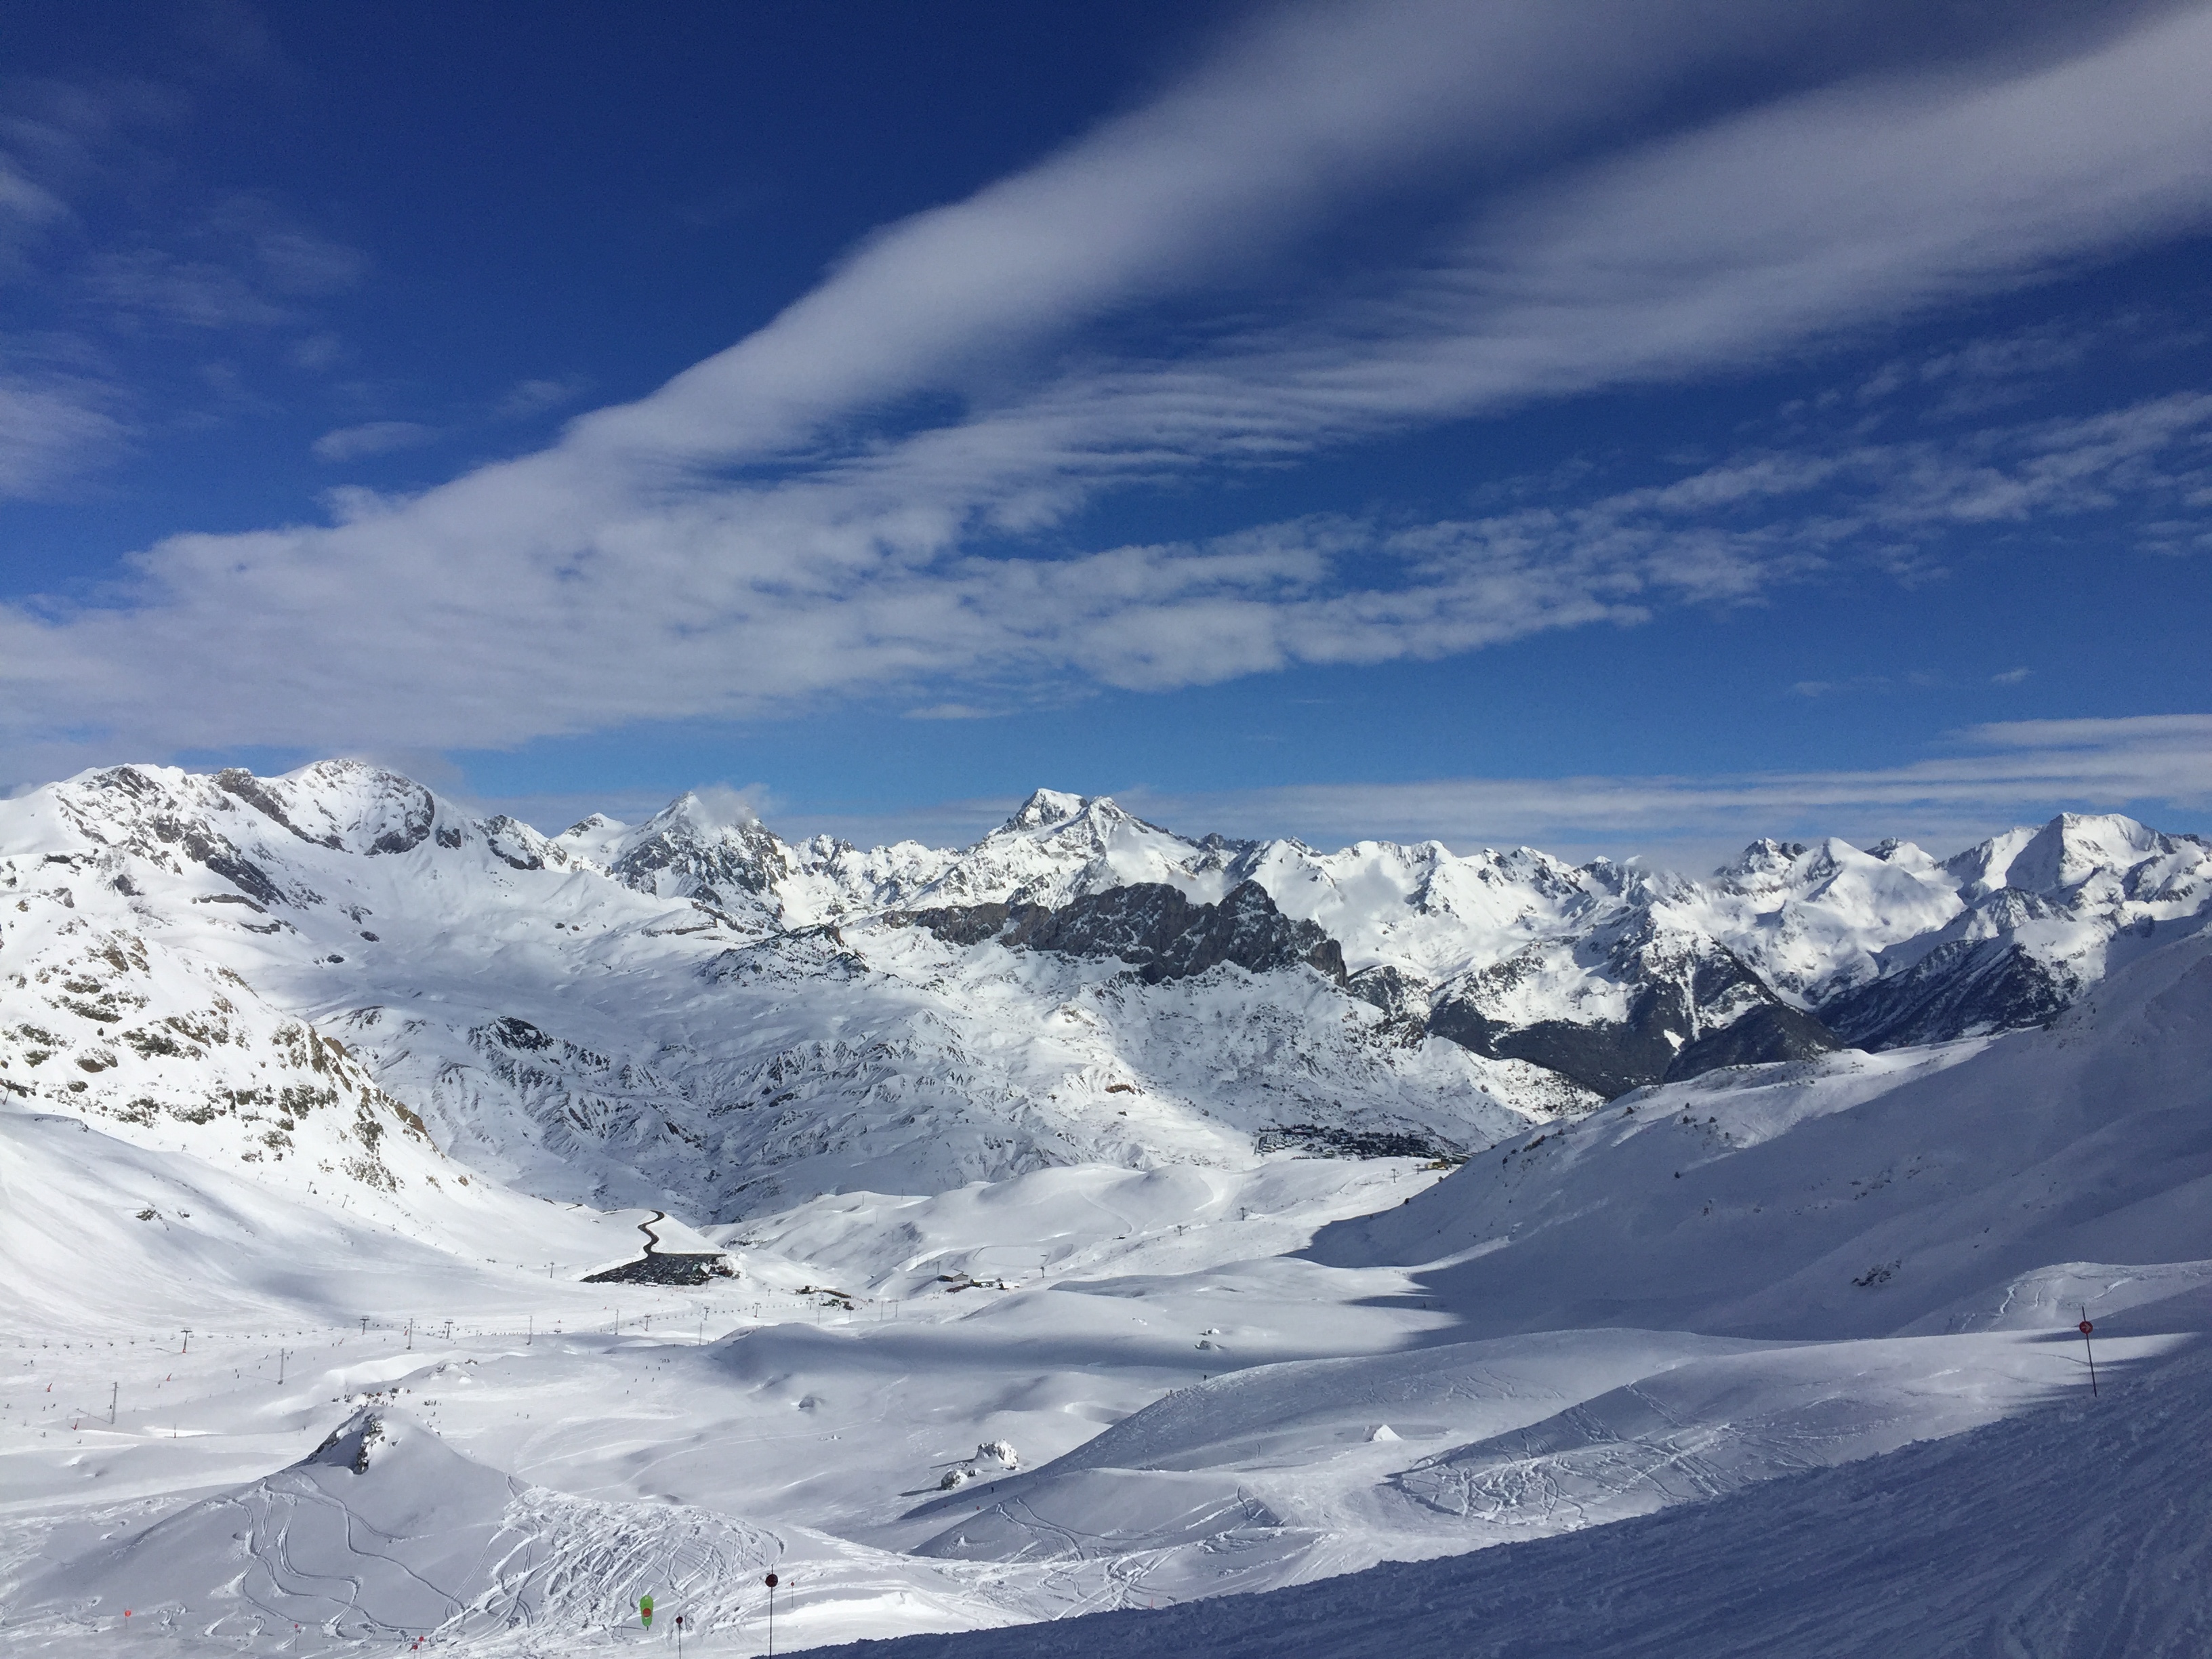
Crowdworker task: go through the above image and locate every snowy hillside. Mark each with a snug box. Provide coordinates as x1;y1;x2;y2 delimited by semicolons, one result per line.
1313;920;2212;1338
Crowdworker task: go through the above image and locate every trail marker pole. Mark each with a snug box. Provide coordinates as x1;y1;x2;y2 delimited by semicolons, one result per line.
527;1315;533;1346
2079;1309;2099;1396
674;1612;684;1656
765;1572;779;1656
277;1349;287;1386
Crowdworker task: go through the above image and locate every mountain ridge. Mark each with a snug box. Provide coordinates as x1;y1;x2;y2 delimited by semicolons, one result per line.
3;759;2206;1221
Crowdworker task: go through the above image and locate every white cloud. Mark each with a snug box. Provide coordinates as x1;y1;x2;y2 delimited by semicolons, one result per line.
310;420;438;463
576;0;1828;467
5;377;2205;773
0;375;123;497
903;703;998;721
687;781;777;830
3;1;2211;769
495;377;588;420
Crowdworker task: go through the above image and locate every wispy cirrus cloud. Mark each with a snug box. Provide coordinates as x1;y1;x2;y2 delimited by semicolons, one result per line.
310;420;439;463
0;75;369;499
0;373;123;498
493;377;588;421
2;1;2211;776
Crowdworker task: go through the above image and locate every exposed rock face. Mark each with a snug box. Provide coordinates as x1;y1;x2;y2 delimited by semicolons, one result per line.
1346;964;1431;1023
1665;1000;1841;1079
1427;922;1841;1099
1820;939;2077;1049
895;880;1347;986
603;794;791;909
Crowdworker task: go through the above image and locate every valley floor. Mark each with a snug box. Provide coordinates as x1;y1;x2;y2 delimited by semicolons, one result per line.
7;1107;2203;1657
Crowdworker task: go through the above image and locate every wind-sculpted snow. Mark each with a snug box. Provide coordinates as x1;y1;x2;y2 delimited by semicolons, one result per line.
6;1406;975;1653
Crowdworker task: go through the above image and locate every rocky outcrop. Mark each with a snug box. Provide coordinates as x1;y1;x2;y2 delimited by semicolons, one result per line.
1427;926;1841;1099
1820;939;2077;1048
607;797;789;907
896;879;1347;986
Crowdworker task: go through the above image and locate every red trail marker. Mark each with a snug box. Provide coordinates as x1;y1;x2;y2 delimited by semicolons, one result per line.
2078;1309;2099;1395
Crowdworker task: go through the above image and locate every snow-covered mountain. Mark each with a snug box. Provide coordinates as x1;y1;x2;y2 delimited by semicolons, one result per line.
3;760;2206;1225
9;860;2209;1659
6;768;2209;1656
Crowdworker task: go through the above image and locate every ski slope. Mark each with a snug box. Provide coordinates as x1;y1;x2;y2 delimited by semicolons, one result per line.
800;1334;2212;1659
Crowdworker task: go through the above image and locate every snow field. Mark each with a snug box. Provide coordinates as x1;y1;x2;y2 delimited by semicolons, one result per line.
798;1334;2212;1659
10;1069;2203;1656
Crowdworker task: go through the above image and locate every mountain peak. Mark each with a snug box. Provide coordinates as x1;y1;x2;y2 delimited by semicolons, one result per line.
640;785;768;840
558;812;623;839
1717;838;1813;884
609;788;788;905
1003;788;1095;833
2005;811;2160;895
1946;811;2167;899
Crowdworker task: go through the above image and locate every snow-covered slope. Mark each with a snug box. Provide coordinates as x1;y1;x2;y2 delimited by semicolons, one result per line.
796;1333;2212;1659
1313;923;2212;1341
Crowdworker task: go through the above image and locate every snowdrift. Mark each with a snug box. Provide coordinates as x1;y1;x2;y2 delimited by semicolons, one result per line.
8;1406;778;1647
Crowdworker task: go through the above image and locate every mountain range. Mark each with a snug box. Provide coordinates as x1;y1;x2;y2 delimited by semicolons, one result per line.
3;759;2207;1222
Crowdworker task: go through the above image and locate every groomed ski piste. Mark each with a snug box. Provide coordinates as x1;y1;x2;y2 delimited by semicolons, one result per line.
3;773;2210;1654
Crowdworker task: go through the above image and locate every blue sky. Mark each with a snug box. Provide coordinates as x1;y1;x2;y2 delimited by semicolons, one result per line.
3;1;2210;865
